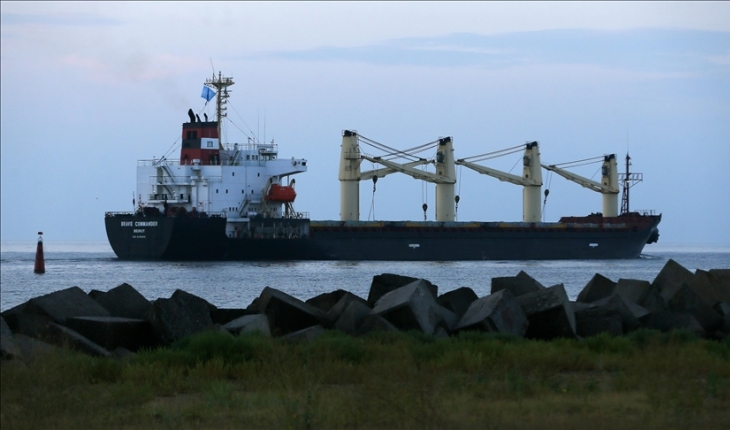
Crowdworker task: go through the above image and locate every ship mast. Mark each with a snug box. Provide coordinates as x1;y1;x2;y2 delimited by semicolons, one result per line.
204;72;235;149
619;153;643;214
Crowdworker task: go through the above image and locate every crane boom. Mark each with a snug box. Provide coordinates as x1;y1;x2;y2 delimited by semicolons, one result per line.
541;164;617;193
360;159;431;181
455;160;540;186
361;156;454;184
339;131;457;222
541;154;620;217
457;141;543;222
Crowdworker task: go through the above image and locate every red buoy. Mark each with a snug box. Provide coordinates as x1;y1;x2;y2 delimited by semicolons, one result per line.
34;232;45;274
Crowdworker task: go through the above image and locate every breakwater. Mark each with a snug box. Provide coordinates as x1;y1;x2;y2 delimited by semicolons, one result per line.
1;259;728;362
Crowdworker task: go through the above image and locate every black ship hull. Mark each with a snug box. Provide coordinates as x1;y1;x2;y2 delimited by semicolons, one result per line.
105;213;661;261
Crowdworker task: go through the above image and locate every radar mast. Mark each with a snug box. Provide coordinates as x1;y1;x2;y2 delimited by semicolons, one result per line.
204;72;234;149
619;153;643;214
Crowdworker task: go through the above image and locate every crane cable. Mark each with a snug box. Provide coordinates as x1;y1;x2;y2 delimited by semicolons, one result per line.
542;170;553;222
368;161;377;221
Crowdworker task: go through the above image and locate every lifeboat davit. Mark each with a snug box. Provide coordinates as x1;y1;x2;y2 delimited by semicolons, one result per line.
265;184;296;203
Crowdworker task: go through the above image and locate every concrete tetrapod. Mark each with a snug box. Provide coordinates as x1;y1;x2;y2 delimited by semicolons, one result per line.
517;284;577;340
372;279;445;336
453;289;529;337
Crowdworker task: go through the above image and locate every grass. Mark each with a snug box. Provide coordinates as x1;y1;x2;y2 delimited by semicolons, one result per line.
2;329;729;429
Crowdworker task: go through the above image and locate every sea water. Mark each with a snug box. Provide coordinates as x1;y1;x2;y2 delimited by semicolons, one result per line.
1;241;728;312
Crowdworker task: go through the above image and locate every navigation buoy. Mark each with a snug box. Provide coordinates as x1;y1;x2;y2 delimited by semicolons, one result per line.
34;232;45;274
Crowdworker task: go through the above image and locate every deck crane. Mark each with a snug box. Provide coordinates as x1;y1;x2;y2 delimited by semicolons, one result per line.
455;142;543;223
541;154;620;217
339;130;456;222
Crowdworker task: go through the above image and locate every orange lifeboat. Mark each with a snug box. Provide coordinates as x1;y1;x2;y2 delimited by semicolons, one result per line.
265;184;297;203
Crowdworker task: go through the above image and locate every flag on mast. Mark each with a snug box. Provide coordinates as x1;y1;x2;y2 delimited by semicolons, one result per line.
201;86;215;104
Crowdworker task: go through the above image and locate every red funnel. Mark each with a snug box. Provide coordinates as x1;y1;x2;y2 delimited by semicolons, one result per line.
34;232;45;274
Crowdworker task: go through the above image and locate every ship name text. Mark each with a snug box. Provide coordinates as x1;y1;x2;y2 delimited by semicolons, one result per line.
121;221;158;227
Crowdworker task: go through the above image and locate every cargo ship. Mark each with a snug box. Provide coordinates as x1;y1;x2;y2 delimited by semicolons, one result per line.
105;72;660;261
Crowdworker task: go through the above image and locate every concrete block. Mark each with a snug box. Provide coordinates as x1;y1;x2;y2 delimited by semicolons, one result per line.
1;316;22;360
211;308;257;325
689;270;726;308
517;284;576;340
283;325;326;342
574;307;623;337
257;287;328;336
372;279;444;335
0;301;28;323
368;274;438;307
333;300;372;335
12;334;59;364
3;313;52;339
454;289;528;337
355;314;400;336
45;322;112;357
640;311;706;337
171;289;217;313
436;305;460;332
666;284;723;333
615;278;652;305
592;295;647;333
707;269;730;303
326;293;369;327
65;316;157;352
24;287;111;324
615;279;666;314
145;294;213;345
437;287;478;318
638;285;668;314
652;259;695;301
88;289;105;300
95;283;152;319
306;289;352;313
715;302;730;317
577;273;617;303
570;301;594;313
434;326;450;339
491;271;545;297
111;347;136;361
247;297;261;312
223;314;271;336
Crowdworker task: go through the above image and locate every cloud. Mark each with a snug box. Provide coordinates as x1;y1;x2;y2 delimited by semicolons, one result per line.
0;12;122;27
60;53;201;84
245;29;730;75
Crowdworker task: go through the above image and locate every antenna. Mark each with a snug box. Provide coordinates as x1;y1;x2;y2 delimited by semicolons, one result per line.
209;58;215;75
619;152;643;215
204;71;234;149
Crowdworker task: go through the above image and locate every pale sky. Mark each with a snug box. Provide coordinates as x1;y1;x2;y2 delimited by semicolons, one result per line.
2;1;729;247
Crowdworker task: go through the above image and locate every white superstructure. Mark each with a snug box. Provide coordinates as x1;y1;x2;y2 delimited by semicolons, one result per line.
134;72;308;237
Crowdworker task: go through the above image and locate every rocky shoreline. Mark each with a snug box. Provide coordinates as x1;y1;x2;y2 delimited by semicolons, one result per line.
1;259;728;363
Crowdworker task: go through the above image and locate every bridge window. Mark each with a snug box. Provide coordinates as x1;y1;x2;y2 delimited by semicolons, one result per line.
232;172;235;176
226;189;228;194
216;189;218;194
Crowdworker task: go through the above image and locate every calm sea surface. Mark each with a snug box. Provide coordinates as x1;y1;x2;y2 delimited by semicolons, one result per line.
1;241;728;312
